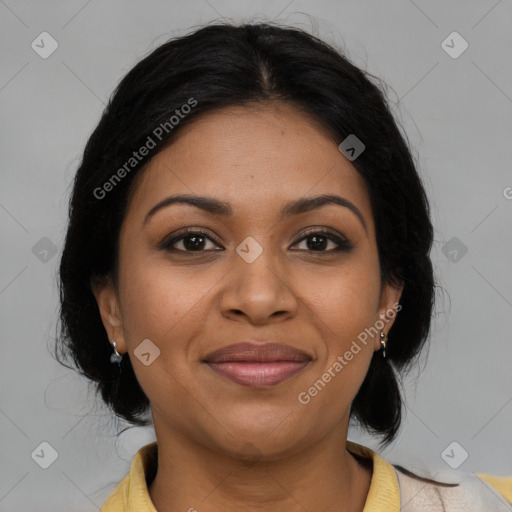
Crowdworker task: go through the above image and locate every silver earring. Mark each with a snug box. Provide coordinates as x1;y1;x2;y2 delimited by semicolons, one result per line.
110;340;123;365
380;331;388;358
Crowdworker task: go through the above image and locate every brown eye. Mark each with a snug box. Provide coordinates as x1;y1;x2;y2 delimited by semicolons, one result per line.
159;227;354;254
160;229;222;252
292;229;354;253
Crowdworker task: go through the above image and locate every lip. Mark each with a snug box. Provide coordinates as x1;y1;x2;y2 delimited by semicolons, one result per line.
203;342;312;388
204;342;311;363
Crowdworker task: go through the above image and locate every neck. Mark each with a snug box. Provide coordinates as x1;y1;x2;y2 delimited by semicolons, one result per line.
148;425;372;512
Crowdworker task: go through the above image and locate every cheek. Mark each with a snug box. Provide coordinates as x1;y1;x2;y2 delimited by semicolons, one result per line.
307;255;381;339
118;251;218;352
116;257;211;412
300;251;381;401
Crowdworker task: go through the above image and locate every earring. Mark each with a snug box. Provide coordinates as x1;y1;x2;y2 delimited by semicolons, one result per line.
110;340;123;365
380;331;388;358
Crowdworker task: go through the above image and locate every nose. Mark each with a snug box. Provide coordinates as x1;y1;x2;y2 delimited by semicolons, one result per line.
219;247;299;325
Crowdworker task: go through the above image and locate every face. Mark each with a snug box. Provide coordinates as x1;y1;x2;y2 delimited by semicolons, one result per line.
93;102;402;459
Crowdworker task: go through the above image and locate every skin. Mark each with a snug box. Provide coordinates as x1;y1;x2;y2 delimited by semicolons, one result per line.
93;102;403;512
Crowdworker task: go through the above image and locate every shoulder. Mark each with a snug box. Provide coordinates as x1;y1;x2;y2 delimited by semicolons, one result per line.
394;465;512;511
100;442;158;512
100;474;130;511
476;473;512;504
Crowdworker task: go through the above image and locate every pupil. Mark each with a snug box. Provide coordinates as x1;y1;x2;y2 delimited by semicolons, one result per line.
184;236;205;251
308;235;326;251
181;234;329;251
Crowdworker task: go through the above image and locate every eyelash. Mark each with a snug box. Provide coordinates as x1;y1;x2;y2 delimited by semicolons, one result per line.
160;227;354;254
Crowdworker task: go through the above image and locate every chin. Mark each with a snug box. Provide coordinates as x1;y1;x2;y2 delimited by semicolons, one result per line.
210;418;307;457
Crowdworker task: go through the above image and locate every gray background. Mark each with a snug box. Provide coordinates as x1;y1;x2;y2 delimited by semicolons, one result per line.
1;0;511;510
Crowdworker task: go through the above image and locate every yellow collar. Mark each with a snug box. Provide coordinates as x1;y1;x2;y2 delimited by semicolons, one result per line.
100;440;400;511
346;440;400;511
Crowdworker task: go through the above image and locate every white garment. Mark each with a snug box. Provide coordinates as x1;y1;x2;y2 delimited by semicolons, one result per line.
396;468;512;511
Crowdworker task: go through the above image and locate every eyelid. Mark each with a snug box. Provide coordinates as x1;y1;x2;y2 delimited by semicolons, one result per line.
160;226;353;252
296;226;350;242
292;227;354;251
158;227;222;250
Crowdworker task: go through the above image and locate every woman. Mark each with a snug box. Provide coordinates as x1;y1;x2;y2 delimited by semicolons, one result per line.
56;21;512;511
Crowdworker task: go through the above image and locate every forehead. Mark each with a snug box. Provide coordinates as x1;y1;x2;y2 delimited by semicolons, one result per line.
124;103;372;226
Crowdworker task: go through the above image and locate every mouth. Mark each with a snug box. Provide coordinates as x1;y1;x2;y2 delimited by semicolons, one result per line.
202;342;312;388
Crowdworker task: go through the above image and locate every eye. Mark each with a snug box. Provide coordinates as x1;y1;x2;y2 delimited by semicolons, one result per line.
292;228;354;253
160;228;222;252
160;227;354;254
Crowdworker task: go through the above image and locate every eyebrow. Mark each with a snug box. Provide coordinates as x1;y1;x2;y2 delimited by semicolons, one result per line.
143;193;367;233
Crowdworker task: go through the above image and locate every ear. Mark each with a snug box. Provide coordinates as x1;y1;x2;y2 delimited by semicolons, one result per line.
374;280;404;352
90;275;126;354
